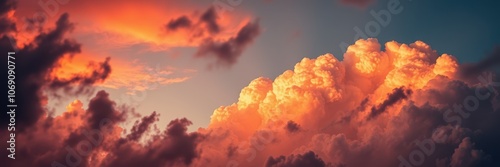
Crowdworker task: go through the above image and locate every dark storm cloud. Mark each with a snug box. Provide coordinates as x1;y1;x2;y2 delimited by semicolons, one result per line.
0;3;114;165
0;89;126;167
104;118;203;167
53;91;125;167
0;13;73;130
86;90;125;129
166;16;192;30
265;151;327;167
0;9;111;133
368;87;412;120
200;7;220;34
126;111;159;141
285;120;300;133
196;20;261;66
164;7;220;34
2;88;204;167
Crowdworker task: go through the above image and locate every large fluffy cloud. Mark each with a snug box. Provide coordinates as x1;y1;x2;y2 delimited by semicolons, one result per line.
198;38;500;167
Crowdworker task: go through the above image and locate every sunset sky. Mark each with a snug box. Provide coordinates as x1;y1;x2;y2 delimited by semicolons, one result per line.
15;0;500;131
1;0;500;167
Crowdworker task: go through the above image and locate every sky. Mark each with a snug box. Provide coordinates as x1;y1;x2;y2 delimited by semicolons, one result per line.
1;0;500;167
33;0;500;131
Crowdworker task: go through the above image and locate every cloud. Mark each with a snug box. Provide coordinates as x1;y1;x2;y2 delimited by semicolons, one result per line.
126;111;159;141
0;3;209;166
368;87;412;120
199;7;220;34
1;88;203;167
103;118;203;167
86;91;126;129
165;7;261;67
51;55;195;93
98;60;194;93
285;120;301;133
49;57;111;94
12;0;260;67
265;151;327;167
195;20;261;66
165;6;224;36
450;137;486;167
0;10;110;131
166;16;192;31
199;38;500;166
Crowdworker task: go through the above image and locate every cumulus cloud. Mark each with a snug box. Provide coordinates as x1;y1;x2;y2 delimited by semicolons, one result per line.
199;38;500;166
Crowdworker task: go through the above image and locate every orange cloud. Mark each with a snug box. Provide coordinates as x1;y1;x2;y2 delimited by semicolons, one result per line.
14;0;252;49
50;52;195;93
99;59;194;93
12;0;259;67
193;39;496;166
